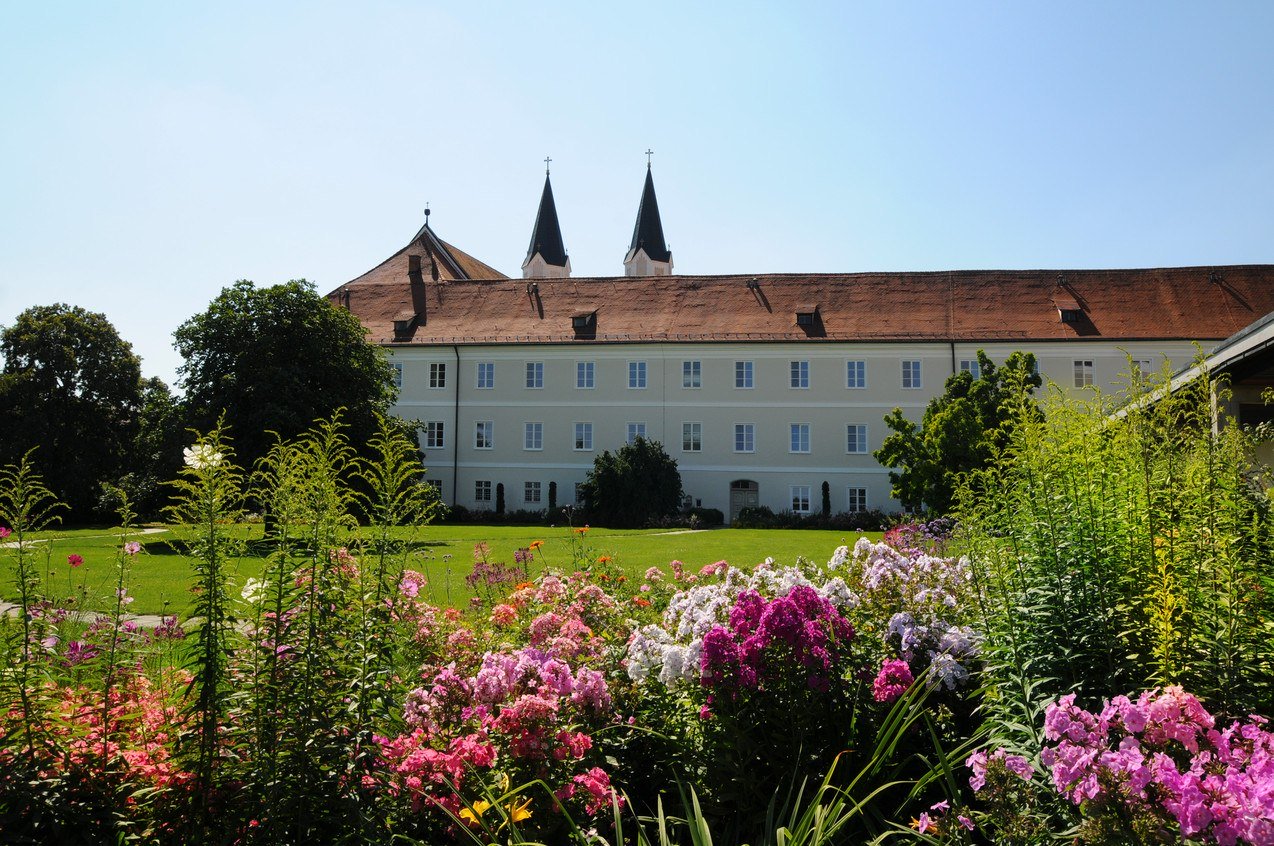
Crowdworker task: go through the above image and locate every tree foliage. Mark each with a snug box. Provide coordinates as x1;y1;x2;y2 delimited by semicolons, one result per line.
174;280;397;475
0;304;142;517
577;437;684;528
874;350;1041;514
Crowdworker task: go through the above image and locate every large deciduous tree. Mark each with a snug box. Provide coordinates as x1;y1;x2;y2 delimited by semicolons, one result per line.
577;437;683;528
874;350;1042;514
0;304;143;517
174;280;396;475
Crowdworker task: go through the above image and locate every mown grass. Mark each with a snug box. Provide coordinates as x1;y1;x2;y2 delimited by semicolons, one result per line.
1;524;881;616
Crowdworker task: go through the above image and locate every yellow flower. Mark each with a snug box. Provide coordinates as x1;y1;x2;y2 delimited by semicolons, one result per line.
508;797;532;823
458;800;491;827
529;540;544;550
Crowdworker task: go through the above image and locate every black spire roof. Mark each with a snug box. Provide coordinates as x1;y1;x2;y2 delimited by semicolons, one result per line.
525;173;568;267
627;166;671;263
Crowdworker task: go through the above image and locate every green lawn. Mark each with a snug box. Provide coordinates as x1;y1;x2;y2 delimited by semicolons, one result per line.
2;524;880;616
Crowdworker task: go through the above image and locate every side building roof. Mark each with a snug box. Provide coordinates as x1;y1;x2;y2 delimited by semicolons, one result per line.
331;264;1274;346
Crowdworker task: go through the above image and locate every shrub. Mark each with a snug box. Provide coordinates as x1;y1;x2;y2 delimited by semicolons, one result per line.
576;437;683;529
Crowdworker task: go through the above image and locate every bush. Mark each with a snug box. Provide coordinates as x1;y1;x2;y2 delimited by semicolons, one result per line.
734;505;891;531
576;438;683;529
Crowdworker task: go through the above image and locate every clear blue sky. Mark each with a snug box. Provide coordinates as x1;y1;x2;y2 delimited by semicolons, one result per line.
2;2;1272;388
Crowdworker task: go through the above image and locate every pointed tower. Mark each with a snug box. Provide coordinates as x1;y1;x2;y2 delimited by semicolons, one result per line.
522;164;571;279
624;160;673;276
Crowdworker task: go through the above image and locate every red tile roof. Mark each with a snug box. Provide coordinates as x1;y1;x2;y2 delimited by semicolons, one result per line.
330;264;1274;347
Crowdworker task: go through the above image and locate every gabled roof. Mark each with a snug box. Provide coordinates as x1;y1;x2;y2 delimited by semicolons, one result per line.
524;174;568;268
626;167;670;263
338;264;1274;346
336;222;506;291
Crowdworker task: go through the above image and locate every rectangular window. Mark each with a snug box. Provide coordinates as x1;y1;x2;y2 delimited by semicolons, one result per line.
846;487;868;513
475;480;492;503
423;421;445;449
429;362;447;388
735;360;754;389
524;422;543;451
391;362;403;388
475;420;493;450
682;422;702;452
734;423;755;453
574;482;584;503
628;361;647;389
901;360;922;389
424;478;442;495
682;360;701;388
525;361;544;389
846;423;867;454
846;360;866;389
1132;359;1152;381
626;422;646;444
790;485;811;514
576;361;595;389
524;481;542;504
790;423;811;454
1074;360;1094;387
476;361;494;389
574;422;593;451
959;359;981;379
790;360;810;389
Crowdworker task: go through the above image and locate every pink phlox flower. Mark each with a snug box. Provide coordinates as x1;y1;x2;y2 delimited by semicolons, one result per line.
873;658;914;703
67;553;84;567
123;541;141;556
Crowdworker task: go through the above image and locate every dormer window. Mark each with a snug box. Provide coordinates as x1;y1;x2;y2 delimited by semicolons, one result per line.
795;304;823;335
1059;308;1082;324
571;310;597;336
392;310;416;339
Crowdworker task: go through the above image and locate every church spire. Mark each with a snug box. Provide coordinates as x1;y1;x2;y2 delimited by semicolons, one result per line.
624;155;673;276
522;161;570;279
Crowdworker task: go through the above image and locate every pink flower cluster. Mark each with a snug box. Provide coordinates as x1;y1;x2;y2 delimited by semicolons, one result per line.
1038;687;1274;844
700;585;855;696
872;658;914;703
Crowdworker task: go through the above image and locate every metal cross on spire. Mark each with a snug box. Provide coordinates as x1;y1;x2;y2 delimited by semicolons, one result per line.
645;148;654;168
544;156;552;175
423;202;430;225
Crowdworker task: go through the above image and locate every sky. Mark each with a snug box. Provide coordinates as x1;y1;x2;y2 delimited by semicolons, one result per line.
2;2;1272;389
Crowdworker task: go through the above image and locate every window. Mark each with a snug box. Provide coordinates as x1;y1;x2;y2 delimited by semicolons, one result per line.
734;423;755;453
626;422;646;444
424;478;442;495
1074;360;1094;387
847;487;868;513
423;421;445;449
574;422;593;451
735;360;754;388
576;361;595;389
391;362;403;388
846;424;867;454
682;360;701;388
790;423;811;454
574;482;584;503
525;361;544;389
429;362;447;388
682;422;702;452
524;481;542;504
846;360;866;389
902;360;922;389
475;421;493;449
628;361;647;389
475;480;492;503
790;485;811;514
476;361;494;389
524;422;543;451
790;360;809;389
1132;359;1152;381
959;359;981;379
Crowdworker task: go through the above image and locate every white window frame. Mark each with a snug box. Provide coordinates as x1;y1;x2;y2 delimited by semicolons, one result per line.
790;423;811;454
846;360;866;389
524;481;542;504
574;422;593;451
475;420;494;450
423;421;445;449
626;422;646;444
1074;360;1094;388
391;362;403;389
790;485;811;514
846;423;868;455
429;362;447;389
628;360;647;389
576;361;595;389
959;359;981;379
790;360;810;389
476;361;494;389
682;422;702;452
682;360;701;389
735;360;754;389
524;422;543;451
1132;359;1152;381
734;423;755;454
901;360;922;389
847;487;868;513
525;361;544;389
475;480;492;503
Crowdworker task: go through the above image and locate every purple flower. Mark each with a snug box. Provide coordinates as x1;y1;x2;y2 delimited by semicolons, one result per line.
872;658;914;703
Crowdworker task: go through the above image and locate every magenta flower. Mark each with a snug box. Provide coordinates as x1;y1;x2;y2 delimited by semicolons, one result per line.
873;658;914;703
67;553;84;568
0;526;10;539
